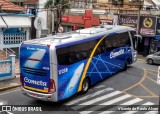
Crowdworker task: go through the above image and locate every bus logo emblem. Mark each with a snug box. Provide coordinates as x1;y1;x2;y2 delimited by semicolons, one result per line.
110;49;125;59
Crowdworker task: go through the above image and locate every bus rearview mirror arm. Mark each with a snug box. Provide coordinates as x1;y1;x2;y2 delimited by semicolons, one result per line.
134;35;142;43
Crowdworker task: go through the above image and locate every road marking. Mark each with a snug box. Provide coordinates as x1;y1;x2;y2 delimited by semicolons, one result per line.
94;85;106;89
137;59;145;61
79;91;121;105
123;68;160;98
123;68;147;92
0;88;20;96
99;98;143;114
72;91;122;110
65;87;114;105
145;111;158;114
99;111;114;114
140;84;157;96
146;69;158;73
121;98;143;105
0;112;14;114
122;102;154;114
79;94;131;114
146;76;160;86
135;96;159;98
147;71;157;76
79;111;92;114
0;100;7;105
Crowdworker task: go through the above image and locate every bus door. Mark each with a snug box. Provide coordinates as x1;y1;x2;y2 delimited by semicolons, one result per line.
20;43;51;93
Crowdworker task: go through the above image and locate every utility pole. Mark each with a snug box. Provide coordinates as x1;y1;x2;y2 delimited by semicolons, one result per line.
137;0;141;35
56;4;62;34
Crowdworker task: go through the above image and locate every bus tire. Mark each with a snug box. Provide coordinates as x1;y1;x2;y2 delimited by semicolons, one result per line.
81;78;89;94
123;61;128;71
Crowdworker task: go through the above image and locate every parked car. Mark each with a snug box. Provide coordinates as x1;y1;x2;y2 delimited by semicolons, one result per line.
146;52;160;64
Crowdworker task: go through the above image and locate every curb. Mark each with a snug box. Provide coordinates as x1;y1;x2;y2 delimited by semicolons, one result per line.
0;84;21;91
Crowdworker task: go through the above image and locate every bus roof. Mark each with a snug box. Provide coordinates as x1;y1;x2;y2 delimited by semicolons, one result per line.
24;25;135;48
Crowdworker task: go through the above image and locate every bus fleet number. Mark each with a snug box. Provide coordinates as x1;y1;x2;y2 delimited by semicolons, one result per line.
59;68;68;75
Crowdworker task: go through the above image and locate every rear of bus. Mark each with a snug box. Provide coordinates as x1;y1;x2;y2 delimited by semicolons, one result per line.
20;42;57;101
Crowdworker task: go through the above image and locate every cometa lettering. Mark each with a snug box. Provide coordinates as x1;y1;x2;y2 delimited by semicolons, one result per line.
24;77;47;86
110;49;124;59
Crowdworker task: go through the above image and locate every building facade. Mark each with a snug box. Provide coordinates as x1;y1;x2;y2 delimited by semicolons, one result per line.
0;0;32;56
25;0;160;56
60;0;160;56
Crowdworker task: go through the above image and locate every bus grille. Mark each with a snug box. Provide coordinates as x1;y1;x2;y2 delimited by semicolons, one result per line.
22;67;48;76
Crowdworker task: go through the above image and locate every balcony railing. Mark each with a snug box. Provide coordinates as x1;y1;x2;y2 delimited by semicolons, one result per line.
3;33;26;44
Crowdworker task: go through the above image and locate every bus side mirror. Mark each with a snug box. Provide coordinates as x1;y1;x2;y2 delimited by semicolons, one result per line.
134;35;142;43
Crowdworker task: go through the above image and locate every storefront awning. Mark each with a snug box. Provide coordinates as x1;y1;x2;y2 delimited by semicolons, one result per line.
2;16;31;28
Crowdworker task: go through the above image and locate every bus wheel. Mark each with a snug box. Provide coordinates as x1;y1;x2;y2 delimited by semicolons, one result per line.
81;78;89;93
123;61;128;71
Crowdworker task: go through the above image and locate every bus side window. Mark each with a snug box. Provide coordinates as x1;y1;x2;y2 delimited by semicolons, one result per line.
68;46;77;64
69;52;77;64
79;51;87;59
96;47;102;54
105;36;114;51
117;32;131;47
130;31;137;49
75;53;80;60
68;42;90;64
90;39;104;56
57;48;70;65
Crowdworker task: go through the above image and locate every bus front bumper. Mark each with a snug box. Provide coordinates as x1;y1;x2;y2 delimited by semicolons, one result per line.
21;87;57;102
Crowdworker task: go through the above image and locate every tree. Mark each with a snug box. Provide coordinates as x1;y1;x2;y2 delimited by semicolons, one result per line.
44;0;53;9
44;0;69;34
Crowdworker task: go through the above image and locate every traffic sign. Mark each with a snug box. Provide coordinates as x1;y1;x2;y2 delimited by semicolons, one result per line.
58;26;63;33
34;17;45;30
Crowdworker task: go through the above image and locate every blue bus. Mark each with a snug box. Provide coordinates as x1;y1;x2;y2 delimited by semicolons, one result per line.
20;25;140;102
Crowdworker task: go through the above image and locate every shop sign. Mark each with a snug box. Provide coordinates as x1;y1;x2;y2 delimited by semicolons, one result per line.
34;17;45;30
62;16;68;22
84;10;92;28
139;16;156;35
119;15;138;29
156;17;160;35
99;15;113;20
100;20;113;25
83;17;91;20
100;15;113;25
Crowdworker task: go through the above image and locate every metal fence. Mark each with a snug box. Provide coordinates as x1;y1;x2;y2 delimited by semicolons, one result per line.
0;55;15;81
3;33;26;44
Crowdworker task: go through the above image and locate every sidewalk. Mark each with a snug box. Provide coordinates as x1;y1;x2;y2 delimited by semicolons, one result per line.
0;76;20;91
0;55;146;92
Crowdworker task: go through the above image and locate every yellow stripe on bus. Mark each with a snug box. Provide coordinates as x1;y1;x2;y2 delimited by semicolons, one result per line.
24;86;48;93
78;35;108;92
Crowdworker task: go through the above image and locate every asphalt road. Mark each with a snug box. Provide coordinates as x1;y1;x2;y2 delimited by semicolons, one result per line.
0;59;160;114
